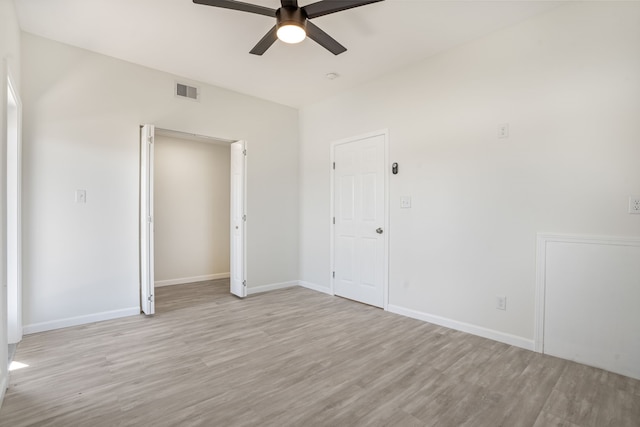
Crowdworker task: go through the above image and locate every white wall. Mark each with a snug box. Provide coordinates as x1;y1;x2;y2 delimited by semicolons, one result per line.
0;0;21;402
299;3;640;346
21;32;299;332
154;134;230;284
0;0;20;90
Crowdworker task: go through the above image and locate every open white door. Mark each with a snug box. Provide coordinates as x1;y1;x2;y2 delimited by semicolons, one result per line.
140;124;155;314
230;140;246;298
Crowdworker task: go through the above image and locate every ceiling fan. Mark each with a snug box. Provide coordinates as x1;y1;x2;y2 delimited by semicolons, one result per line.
193;0;384;55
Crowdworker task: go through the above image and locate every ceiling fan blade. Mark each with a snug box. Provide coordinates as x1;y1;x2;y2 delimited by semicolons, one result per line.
193;0;276;17
280;0;298;7
249;26;278;55
306;21;346;55
302;0;383;19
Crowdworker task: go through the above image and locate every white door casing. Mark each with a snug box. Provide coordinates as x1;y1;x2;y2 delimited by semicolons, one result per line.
332;131;388;308
6;67;22;343
230;140;246;298
140;124;155;315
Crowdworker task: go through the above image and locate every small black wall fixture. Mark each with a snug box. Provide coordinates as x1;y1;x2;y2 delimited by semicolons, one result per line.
392;163;398;175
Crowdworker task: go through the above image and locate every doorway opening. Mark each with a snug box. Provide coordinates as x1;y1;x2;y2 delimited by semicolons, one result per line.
153;130;231;307
139;125;246;315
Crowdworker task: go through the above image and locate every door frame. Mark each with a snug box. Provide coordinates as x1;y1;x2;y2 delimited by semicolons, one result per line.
139;125;247;313
5;63;22;343
329;129;390;310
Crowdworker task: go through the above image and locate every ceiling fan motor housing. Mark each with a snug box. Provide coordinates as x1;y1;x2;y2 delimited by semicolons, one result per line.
276;6;307;32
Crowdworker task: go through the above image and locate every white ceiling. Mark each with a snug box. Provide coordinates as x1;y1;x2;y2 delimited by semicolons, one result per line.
14;0;562;108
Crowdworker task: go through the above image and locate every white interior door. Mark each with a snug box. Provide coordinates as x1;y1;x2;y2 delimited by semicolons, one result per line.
6;70;22;343
333;133;387;308
140;124;155;315
230;140;246;298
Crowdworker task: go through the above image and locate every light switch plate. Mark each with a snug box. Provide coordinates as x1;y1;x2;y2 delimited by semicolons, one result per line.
496;295;507;310
401;196;412;208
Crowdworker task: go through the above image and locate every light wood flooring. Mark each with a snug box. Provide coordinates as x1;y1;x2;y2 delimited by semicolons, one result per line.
1;280;639;426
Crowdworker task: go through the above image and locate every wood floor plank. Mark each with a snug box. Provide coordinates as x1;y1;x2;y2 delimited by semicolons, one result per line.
1;280;639;426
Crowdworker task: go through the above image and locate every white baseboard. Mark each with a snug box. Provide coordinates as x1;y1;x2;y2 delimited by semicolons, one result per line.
296;283;532;350
248;281;298;295
155;273;230;287
23;307;140;335
298;281;333;295
387;304;535;351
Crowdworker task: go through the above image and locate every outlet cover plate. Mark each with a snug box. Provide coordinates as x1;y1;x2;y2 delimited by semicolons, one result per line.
629;196;640;214
498;123;509;139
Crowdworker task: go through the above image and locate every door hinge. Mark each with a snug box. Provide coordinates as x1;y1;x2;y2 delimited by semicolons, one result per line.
242;214;247;221
332;271;335;278
333;162;335;170
242;280;247;287
147;294;153;302
333;217;335;225
147;136;154;144
243;149;247;156
147;216;153;223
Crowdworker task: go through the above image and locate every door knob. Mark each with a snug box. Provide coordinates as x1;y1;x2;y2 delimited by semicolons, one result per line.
376;228;383;234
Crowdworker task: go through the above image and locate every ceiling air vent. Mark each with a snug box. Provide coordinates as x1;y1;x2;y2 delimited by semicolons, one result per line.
175;82;199;101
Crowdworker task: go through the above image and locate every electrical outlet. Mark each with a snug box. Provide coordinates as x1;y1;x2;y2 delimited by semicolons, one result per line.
629;196;640;214
496;296;507;311
498;123;509;139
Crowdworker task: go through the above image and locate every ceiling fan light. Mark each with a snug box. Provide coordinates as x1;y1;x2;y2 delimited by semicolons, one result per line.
277;24;306;44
